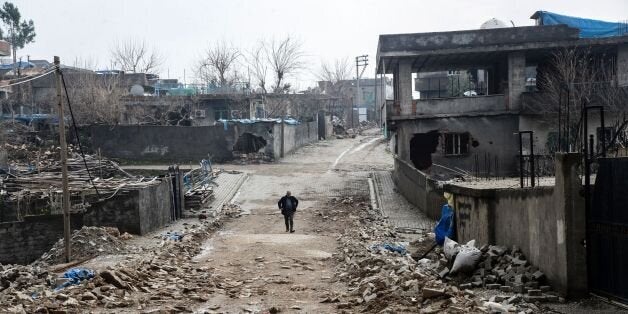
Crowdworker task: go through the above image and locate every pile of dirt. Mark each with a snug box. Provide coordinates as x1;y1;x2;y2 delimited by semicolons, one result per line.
35;227;134;266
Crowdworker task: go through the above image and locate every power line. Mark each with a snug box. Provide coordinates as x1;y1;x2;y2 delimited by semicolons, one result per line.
59;68;101;198
0;67;57;88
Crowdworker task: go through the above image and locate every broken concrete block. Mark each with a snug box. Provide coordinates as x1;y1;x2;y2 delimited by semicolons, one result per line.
422;287;445;299
543;294;559;302
486;283;501;290
500;285;512;292
507;295;521;304
527;289;542;296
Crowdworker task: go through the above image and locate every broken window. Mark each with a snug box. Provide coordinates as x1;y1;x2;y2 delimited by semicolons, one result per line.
410;131;440;170
442;133;469;156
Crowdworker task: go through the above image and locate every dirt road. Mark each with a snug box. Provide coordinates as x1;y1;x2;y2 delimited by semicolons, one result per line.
192;131;391;313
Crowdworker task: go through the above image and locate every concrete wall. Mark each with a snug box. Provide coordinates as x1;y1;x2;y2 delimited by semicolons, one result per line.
392;157;444;220
394;114;520;176
91;122;278;163
618;44;628;87
0;214;83;265
91;120;317;163
378;25;579;55
399;95;506;117
275;121;319;158
507;52;526;110
444;153;586;298
84;179;176;235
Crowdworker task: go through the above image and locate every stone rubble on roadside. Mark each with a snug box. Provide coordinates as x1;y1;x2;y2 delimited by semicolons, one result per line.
0;210;252;312
34;226;136;266
325;196;563;313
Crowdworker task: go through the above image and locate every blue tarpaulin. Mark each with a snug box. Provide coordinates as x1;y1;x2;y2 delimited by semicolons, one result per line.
55;268;95;291
434;204;455;246
534;11;627;38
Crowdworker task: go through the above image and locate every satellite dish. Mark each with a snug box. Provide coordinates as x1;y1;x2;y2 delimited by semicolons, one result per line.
130;84;144;96
480;18;508;29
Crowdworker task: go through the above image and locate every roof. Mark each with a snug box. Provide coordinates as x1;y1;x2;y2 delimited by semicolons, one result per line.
531;11;628;38
376;24;628;73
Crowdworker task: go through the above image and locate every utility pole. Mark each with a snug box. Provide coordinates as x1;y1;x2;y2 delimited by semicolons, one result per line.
355;55;368;128
54;56;71;263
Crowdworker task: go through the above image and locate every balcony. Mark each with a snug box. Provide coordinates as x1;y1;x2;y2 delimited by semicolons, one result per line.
387;94;508;120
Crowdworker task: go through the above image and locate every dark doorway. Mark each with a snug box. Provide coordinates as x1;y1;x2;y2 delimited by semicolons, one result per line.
318;111;326;139
410;131;440;170
233;133;267;153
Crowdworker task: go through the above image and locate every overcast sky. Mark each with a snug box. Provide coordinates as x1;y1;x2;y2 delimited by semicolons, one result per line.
9;0;628;89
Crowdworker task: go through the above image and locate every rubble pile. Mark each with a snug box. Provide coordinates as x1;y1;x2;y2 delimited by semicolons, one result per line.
455;244;559;303
35;226;135;266
0;264;54;295
0;218;228;312
326;197;561;313
184;186;215;210
233;152;274;164
221;203;242;217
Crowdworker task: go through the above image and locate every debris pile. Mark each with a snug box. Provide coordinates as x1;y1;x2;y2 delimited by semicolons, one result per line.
35;226;134;266
0;263;53;295
233;152;274;164
222;203;242;217
184;186;215;210
0;217;227;312
326;196;561;313
455;244;559;303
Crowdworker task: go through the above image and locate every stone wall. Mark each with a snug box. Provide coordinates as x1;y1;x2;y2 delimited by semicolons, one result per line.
443;153;586;298
392;157;444;220
0;214;83;265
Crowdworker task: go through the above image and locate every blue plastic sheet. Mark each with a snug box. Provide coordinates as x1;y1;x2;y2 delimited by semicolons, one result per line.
434;204;455;246
55;268;95;291
370;243;407;255
163;231;184;241
535;11;627;38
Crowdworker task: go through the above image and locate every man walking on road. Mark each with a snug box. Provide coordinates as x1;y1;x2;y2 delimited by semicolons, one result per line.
278;191;298;233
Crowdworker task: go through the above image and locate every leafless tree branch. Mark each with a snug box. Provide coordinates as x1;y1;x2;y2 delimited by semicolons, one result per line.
110;39;164;74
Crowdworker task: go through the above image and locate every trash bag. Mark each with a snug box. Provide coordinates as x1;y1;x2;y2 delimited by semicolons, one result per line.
450;245;482;274
443;237;460;260
434;204;455;246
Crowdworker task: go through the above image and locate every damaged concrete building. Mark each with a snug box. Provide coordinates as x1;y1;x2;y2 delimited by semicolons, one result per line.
377;15;628;179
376;12;628;300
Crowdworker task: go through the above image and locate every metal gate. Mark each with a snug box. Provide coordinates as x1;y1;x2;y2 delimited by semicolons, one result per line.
588;157;628;302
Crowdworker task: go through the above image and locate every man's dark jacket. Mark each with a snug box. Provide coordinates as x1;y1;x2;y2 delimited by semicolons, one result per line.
278;196;299;215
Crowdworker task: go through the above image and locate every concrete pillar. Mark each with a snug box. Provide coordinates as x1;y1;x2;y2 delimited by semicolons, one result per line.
507;52;526;110
553;153;587;298
618;44;628;87
398;59;413;115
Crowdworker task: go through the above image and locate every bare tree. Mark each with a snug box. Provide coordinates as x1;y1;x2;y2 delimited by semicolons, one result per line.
64;70;125;124
196;41;241;88
246;41;269;93
266;36;305;93
110;39;163;74
317;57;352;83
537;48;628;152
